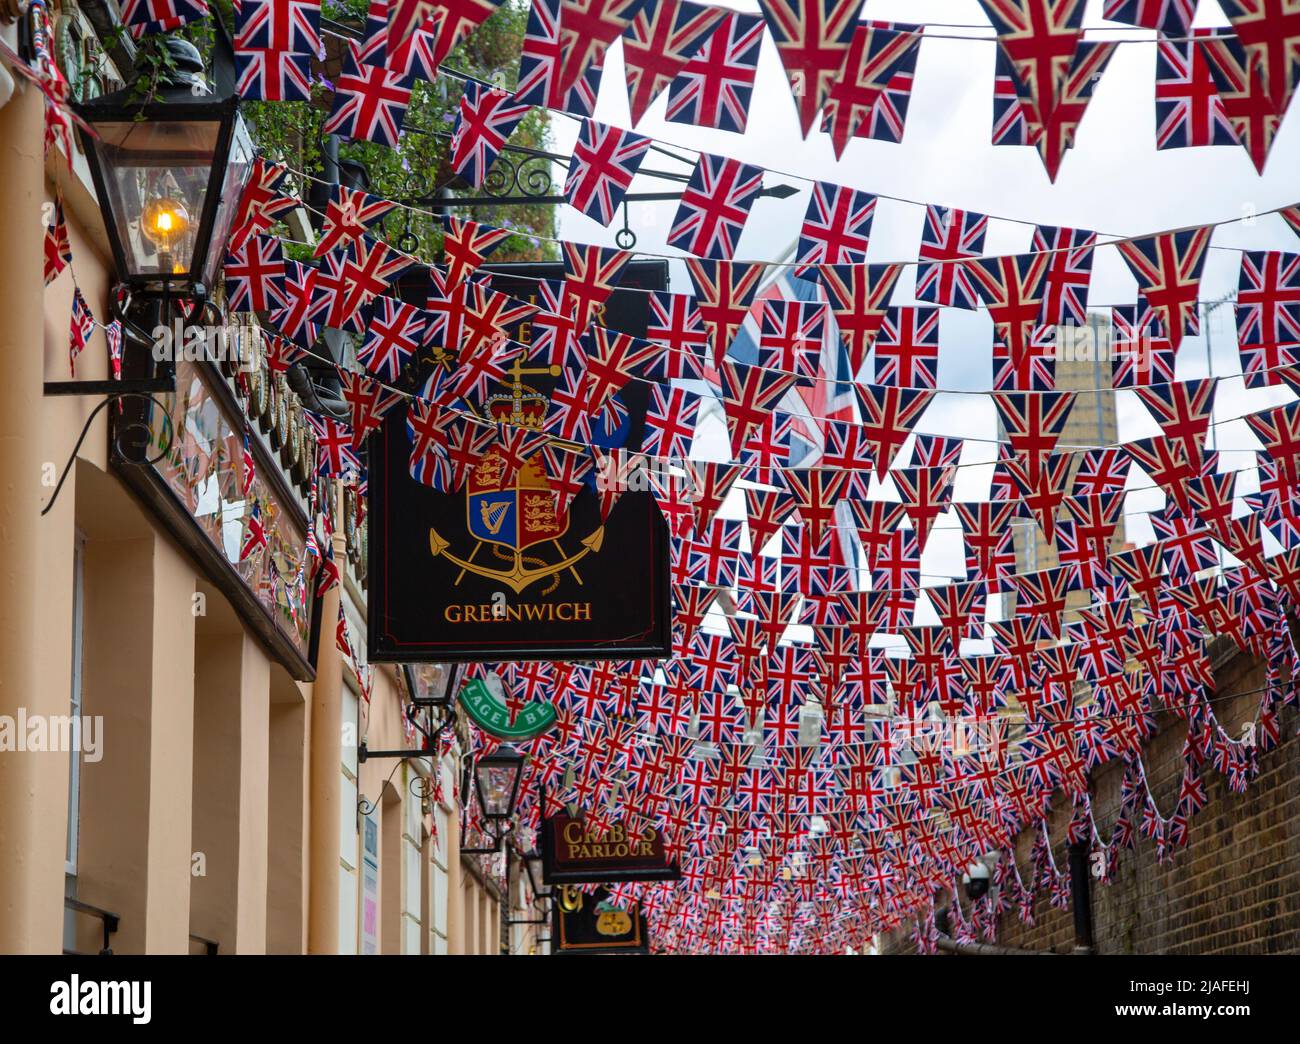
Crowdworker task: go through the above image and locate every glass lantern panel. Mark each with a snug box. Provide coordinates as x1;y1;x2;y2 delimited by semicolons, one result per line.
478;764;517;817
91;119;221;279
200;115;256;289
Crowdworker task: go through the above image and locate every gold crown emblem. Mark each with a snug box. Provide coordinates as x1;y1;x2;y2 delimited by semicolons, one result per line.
485;381;548;429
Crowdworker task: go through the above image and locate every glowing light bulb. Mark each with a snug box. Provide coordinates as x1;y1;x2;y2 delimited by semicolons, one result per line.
141;196;191;254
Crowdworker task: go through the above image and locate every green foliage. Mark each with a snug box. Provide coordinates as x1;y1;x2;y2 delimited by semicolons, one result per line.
240;0;557;264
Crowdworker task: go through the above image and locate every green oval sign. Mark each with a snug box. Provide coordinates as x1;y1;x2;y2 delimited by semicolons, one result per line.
457;677;557;741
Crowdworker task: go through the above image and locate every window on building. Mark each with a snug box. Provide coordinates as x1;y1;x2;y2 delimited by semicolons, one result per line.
401;765;422;954
339;687;359;955
428;758;452;954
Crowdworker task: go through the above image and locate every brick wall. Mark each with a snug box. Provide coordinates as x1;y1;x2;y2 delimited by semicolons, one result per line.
882;647;1300;954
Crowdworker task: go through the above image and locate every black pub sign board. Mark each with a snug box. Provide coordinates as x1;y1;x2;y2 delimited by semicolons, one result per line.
552;885;650;955
368;259;672;663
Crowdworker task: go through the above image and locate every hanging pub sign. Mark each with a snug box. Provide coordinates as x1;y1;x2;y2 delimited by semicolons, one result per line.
367;260;672;663
552;885;649;955
542;812;680;884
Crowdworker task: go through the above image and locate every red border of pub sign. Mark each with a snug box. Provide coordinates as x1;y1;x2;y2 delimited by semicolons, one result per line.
541;813;681;884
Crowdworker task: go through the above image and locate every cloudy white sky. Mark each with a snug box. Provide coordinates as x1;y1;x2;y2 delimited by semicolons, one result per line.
542;0;1299;630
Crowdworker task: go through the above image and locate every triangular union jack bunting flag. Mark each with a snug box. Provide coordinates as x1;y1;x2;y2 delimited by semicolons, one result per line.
1133;376;1217;463
385;0;503;66
556;0;647;98
322;42;414;148
581;325;662;415
721;362;801;460
229;157;293;254
668;153;764;260
665;9;764;133
852;384;933;477
782;468;850;544
564;119;652;227
1002;450;1071;544
449;82;533;189
43;193;71;286
822;20;921;159
915;205;989;309
561;243;632;337
1117;228;1213;350
1103;0;1196;37
1246;401;1300;489
977;0;1086;141
313;187;395;258
1218;0;1300;114
1034;40;1117;181
621;0;725;126
990;390;1077;473
685;259;766;366
1124;434;1199;517
339;370;405;451
1198;29;1285;175
757;0;866;139
442;217;512;288
687;462;744;534
794;182;876;275
966;252;1052;378
891;465;955;550
816;262;904;374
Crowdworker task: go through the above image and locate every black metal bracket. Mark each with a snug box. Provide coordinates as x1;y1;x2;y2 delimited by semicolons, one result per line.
39;387;176;517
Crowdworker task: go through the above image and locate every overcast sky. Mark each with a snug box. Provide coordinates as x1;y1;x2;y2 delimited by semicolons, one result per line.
543;0;1300;619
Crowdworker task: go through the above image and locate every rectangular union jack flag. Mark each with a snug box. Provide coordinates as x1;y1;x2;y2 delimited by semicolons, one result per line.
321;42;414;149
757;300;825;377
564;119;652;227
555;0;647;100
668;153;764;260
622;0;725;125
874;305;940;388
358;296;427;381
1117;227;1213;351
235;0;321;52
1032;225;1096;326
793;182;875;275
1111;303;1176;387
384;0;503;67
514;0;605;114
449;82;532;189
1156;33;1239;151
915;205;989;310
644;291;710;380
822;20;921;159
225;235;288;314
1236;249;1300;347
643;385;700;459
313;187;395;258
665;10;764;132
235;50;314;103
757;0;866;139
68;287;95;376
119;0;208;37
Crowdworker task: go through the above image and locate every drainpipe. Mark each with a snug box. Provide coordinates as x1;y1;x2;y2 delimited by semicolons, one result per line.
1067;839;1096;954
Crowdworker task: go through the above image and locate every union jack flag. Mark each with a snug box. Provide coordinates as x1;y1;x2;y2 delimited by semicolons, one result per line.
966;252;1052;378
668;153;764;260
442;217;512;288
1134;376;1217;464
816;262;904;375
405;399;451;490
313;187;395;258
978;0;1086;144
685;518;744;587
321;42;414;149
562;243;632;336
1032;225;1095;326
1218;0;1300;114
224;234;287;314
665;10;764;132
992;48;1035;146
1112;226;1211;348
1236;249;1300;347
306;413;362;482
1199;29;1283;175
1151;510;1217;580
685;259;766;366
1156;33;1239;151
1034;41;1117;182
822;20;920;158
852;384;933;477
449;82;532;189
955;501;1017;589
1072;447;1130;496
564;119;652;226
643;386;700;459
119;0;208;37
333;239;412;333
269;261;319;348
555;0;647;99
911;433;962;468
645;291;710;380
721;361;801;460
235;51;313;102
874;305;940;388
892;465;955;550
990;391;1077;478
1111;303;1176;388
228;158;294;254
1126;435;1199;518
757;300;825;377
1246;401;1300;491
239;500;268;561
622;0;725;125
44;194;70;286
757;0;865;139
386;0;503;67
793;182;875;276
358;296;426;381
516;0;604;114
235;0;321;52
1103;0;1196;36
68;287;95;376
1002;450;1071;543
339;370;405;450
915;206;988;310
